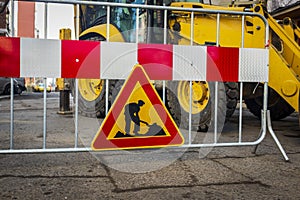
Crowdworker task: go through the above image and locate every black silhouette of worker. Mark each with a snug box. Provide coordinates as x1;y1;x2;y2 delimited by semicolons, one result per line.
124;100;149;135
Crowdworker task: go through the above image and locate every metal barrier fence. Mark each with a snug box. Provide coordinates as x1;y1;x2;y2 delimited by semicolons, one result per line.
0;0;288;160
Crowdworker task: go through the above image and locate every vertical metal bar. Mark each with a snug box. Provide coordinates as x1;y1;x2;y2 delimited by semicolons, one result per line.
263;11;270;146
263;82;268;131
238;82;243;143
256;82;269;156
44;3;48;38
106;6;110;42
10;0;15;150
163;8;167;44
162;81;166;104
135;7;139;43
75;79;79;148
162;8;168;104
42;3;48;149
190;12;194;45
216;13;220;46
188;12;194;145
105;5;110;115
76;4;80;39
10;0;15;36
254;18;270;155
214;82;218;143
105;80;109;115
74;4;80;148
10;79;14;150
214;13;220;143
241;15;245;48
263;14;269;145
239;16;245;143
188;81;192;145
264;17;269;48
43;78;47;149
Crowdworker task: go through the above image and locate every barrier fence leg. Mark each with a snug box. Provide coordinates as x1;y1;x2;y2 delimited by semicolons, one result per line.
252;130;262;154
252;110;265;154
253;110;289;161
266;110;289;161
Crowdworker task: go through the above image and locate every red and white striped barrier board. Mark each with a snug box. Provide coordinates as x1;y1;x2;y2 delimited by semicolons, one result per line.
0;37;268;82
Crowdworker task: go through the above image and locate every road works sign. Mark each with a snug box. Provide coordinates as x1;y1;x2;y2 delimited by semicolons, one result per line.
92;65;184;150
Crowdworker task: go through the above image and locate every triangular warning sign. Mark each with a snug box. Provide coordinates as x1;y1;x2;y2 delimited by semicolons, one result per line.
92;65;184;150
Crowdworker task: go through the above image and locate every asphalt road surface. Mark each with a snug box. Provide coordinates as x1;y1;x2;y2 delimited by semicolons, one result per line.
0;92;299;199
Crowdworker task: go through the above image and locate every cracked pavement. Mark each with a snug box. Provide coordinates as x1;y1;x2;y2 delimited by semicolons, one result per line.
0;92;299;199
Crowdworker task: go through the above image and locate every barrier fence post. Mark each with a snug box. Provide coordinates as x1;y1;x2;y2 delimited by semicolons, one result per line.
74;4;80;148
10;78;14;149
9;0;15;150
43;77;47;149
105;5;110;115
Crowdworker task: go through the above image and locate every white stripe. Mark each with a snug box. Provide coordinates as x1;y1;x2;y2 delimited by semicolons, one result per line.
239;48;269;82
173;45;207;81
101;42;137;79
20;38;61;78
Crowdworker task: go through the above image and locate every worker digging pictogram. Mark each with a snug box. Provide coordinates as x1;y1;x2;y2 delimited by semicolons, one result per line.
123;100;148;136
106;71;172;140
114;99;167;138
91;65;184;150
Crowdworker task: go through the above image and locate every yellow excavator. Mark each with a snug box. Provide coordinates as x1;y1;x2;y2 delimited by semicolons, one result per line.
73;0;300;130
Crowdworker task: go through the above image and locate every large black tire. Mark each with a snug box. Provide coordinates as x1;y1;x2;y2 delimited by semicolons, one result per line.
225;82;239;119
4;84;11;95
70;79;106;118
245;86;294;120
110;80;124;106
3;84;21;95
166;81;227;132
71;34;107;118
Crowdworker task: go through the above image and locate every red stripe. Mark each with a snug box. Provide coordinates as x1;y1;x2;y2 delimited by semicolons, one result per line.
138;44;173;80
206;46;239;82
0;37;20;78
61;40;100;78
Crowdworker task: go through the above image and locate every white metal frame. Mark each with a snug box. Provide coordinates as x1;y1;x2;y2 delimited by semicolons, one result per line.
2;0;288;161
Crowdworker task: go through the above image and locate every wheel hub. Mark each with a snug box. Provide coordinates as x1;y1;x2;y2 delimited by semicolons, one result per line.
177;81;210;114
192;82;207;103
78;79;103;102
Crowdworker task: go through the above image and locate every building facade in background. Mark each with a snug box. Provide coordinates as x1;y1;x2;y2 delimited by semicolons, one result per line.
0;0;9;36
